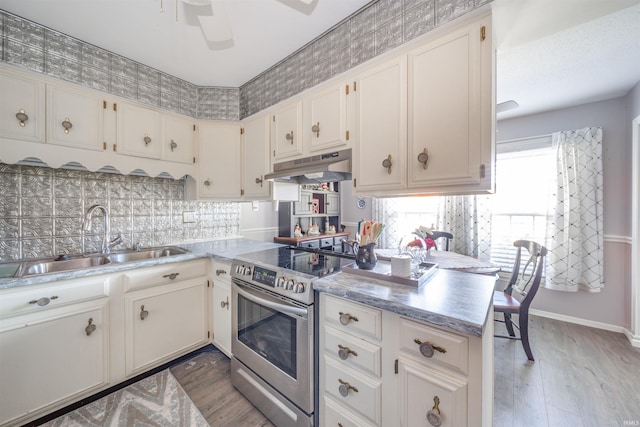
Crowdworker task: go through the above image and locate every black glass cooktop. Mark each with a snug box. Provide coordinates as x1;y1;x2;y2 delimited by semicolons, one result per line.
236;246;354;278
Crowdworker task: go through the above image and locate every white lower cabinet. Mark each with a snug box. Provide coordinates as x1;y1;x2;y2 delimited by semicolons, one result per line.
124;276;208;376
320;293;491;427
0;298;110;426
211;260;232;356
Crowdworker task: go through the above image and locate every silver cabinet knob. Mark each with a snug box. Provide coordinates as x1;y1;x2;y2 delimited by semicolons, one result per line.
338;379;358;397
16;108;29;127
220;297;229;310
143;134;152;145
418;148;429;169
337;344;358;360
170;139;178;151
382;154;392;174
85;317;96;336
140;305;149;320
414;338;447;358
426;396;442;426
61;117;73;134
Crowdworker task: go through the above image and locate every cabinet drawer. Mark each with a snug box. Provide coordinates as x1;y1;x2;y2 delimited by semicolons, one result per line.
324;357;381;424
399;317;469;374
323;294;382;341
320;238;334;248
323;395;377;427
123;259;208;292
324;325;381;378
212;260;232;285
0;276;109;318
398;356;468;427
299;240;320;249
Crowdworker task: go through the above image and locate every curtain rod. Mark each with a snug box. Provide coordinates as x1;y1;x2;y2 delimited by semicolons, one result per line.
497;133;553;144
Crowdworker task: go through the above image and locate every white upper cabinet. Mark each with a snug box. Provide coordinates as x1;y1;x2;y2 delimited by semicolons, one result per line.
408;15;492;192
46;84;105;151
303;82;350;153
241;114;271;200
353;56;408;193
162;115;195;164
272;100;303;161
353;13;494;197
0;68;45;143
198;122;242;199
116;102;162;159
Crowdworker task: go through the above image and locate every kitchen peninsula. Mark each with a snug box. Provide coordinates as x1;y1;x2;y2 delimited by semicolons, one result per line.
314;267;495;426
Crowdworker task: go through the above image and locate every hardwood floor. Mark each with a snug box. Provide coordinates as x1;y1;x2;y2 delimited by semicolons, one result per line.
172;316;640;427
170;351;274;427
494;314;640;427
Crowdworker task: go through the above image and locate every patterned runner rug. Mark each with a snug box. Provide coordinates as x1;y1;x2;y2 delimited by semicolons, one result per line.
41;369;210;427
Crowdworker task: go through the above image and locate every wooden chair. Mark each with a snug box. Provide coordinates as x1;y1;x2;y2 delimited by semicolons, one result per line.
429;231;453;251
493;240;547;361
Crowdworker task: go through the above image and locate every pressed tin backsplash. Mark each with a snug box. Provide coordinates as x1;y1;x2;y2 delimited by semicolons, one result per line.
0;163;240;261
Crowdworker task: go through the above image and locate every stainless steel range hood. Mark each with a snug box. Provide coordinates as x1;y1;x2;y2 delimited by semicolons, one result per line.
265;149;352;184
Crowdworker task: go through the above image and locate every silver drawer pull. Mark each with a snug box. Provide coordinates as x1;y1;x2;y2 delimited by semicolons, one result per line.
339;312;358;325
170;139;178;151
414;338;447;358
143;134;152;145
61;117;73;134
337;344;358;360
85;317;96;336
426;396;442;426
140;305;149;320
163;272;179;280
29;296;58;306
216;269;227;276
220;297;229;309
338;379;358;397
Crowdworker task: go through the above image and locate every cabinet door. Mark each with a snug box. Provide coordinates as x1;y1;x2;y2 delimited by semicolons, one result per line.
0;70;45;143
0;300;109;426
354;56;407;193
116;102;161;159
272;100;303;160
212;280;232;357
326;192;340;215
294;191;313;215
398;357;468;427
125;278;207;376
198;123;242;199
408;18;490;190
304;83;348;152
242;114;271;199
46;84;104;151
162;115;195;164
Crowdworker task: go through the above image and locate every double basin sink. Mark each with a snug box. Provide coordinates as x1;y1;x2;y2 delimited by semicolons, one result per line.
8;246;189;278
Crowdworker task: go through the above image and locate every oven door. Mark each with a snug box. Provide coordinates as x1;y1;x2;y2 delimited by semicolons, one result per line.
231;279;313;413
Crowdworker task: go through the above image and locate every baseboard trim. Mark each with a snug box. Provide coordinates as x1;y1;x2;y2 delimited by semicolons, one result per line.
623;329;640;348
530;308;631;335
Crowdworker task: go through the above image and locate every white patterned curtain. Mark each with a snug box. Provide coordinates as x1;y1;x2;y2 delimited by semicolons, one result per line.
436;195;493;261
372;198;399;250
545;127;604;292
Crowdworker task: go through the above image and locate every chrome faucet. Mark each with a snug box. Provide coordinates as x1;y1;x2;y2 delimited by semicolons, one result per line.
82;204;123;254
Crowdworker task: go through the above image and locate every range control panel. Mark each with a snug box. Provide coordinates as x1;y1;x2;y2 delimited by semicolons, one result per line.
231;261;313;305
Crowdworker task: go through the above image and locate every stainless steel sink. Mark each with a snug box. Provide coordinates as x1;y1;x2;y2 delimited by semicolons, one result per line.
107;246;189;263
10;246;189;278
22;256;112;276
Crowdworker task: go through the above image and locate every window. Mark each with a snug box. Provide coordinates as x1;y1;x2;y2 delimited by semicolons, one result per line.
489;136;554;271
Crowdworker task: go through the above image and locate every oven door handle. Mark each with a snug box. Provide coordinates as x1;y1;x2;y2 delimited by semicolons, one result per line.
235;283;308;318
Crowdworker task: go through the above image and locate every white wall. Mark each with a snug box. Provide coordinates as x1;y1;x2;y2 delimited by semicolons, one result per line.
497;95;632;328
239;201;279;242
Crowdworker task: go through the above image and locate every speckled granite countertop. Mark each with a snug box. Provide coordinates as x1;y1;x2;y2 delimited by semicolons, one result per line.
0;238;284;290
313;267;496;337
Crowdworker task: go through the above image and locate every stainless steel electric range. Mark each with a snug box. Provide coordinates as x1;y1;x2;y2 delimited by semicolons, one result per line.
230;246;353;427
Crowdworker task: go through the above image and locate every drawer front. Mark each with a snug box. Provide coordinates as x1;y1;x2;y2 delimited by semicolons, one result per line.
0;276;109;318
324;356;381;424
323;294;382;340
399;317;469;374
398;356;468;427
324;395;377;427
212;260;231;285
123;259;208;292
320;238;334;248
324;325;381;378
299;240;320;249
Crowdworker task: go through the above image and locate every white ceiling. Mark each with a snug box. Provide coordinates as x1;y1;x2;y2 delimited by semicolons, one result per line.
494;0;640;119
0;0;372;86
1;0;639;119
